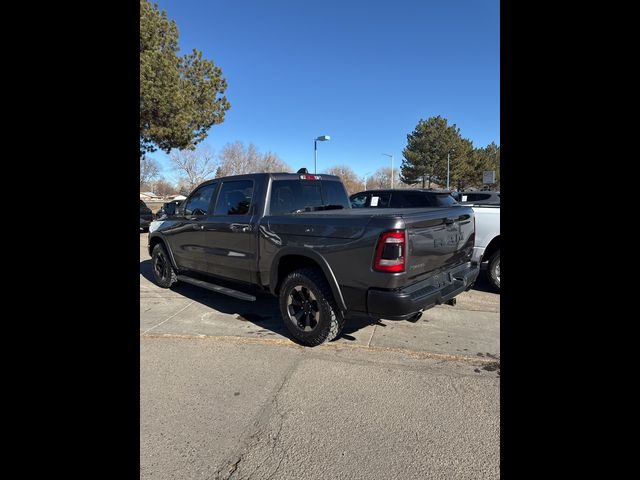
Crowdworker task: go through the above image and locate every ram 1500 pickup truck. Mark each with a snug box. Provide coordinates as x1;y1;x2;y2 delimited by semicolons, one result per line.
148;171;479;346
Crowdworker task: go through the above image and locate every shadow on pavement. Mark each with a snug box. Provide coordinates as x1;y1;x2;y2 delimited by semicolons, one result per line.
470;272;499;294
141;259;376;343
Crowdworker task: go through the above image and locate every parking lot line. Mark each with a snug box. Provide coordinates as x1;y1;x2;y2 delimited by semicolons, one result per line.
140;300;195;336
367;324;377;347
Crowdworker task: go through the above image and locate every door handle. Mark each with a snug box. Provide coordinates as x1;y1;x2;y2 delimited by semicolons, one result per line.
230;224;252;233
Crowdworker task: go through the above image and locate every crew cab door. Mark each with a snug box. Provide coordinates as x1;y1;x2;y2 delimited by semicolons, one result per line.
203;179;256;282
164;182;218;272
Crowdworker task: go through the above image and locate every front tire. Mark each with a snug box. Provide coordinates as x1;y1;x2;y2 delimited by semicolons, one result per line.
151;243;177;288
487;250;500;292
279;268;345;346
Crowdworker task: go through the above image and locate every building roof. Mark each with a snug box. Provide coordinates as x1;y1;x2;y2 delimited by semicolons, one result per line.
140;191;160;198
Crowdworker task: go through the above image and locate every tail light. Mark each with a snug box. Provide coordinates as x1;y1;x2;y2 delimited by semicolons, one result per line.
373;230;406;272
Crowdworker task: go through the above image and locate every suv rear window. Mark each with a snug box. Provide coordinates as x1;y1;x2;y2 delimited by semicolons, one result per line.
466;193;491;201
430;193;458;207
386;191;458;207
389;192;430;208
269;180;350;215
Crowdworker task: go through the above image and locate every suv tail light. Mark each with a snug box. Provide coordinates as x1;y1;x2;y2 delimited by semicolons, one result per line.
373;230;406;272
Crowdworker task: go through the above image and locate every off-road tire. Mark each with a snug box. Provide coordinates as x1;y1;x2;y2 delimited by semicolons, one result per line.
279;268;346;346
151;243;177;288
487;250;500;292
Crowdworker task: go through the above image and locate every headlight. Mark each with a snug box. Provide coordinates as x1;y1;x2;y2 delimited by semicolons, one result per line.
149;220;160;233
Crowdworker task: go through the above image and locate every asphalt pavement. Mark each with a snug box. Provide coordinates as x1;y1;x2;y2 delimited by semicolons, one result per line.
139;233;500;479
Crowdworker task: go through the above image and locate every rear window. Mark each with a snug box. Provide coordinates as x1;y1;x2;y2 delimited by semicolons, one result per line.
389;192;430;208
431;193;458;207
269;180;350;215
350;193;368;208
466;193;490;201
384;191;459;208
368;193;391;207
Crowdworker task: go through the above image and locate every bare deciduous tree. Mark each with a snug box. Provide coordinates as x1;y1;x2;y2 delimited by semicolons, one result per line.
364;167;404;190
323;165;362;195
260;151;290;173
153;178;177;197
140;156;160;187
176;177;194;195
216;141;290;177
170;145;219;191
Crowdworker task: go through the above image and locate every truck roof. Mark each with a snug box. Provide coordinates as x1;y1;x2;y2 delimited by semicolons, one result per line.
197;172;342;188
352;188;453;195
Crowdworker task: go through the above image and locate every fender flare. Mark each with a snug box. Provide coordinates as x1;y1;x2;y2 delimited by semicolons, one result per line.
148;234;179;271
270;247;347;312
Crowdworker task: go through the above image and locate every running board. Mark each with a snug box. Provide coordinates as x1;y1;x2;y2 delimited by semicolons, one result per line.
176;275;256;301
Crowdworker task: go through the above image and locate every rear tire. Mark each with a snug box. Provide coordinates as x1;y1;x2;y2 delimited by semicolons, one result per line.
279;268;346;346
487;250;500;292
151;243;177;288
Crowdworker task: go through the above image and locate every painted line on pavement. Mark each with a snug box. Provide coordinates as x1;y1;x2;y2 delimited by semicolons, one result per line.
140;301;195;336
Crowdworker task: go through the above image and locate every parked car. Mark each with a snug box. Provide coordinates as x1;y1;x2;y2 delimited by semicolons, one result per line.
140;199;153;232
148;171;479;346
471;205;500;292
451;190;500;206
350;189;459;209
155;199;183;220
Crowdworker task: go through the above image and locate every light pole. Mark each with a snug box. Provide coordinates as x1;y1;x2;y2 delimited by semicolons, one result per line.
382;153;394;189
363;171;371;190
314;135;330;173
447;152;450;190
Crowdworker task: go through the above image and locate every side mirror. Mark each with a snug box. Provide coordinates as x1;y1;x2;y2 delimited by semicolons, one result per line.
164;202;177;216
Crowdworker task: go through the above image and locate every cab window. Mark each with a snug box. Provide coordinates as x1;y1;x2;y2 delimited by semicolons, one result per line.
184;183;217;216
214;180;254;215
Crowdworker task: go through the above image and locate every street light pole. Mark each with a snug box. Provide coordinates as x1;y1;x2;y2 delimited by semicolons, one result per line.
363;171;371;190
447;152;450;190
382;153;394;189
314;135;330;173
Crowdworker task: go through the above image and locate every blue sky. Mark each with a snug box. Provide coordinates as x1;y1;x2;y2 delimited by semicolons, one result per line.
148;0;500;181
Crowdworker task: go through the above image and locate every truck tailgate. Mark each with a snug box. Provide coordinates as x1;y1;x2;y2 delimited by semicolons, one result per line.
402;207;475;281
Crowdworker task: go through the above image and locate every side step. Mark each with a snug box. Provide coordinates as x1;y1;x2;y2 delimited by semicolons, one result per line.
176;275;256;301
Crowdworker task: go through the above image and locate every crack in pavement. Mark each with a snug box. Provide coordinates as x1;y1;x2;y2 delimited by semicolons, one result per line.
245;393;286;480
213;358;300;480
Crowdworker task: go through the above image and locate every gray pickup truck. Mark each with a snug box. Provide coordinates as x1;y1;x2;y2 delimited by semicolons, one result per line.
148;171;479;346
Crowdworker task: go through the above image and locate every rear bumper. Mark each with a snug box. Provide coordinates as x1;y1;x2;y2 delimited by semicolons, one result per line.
366;262;479;320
